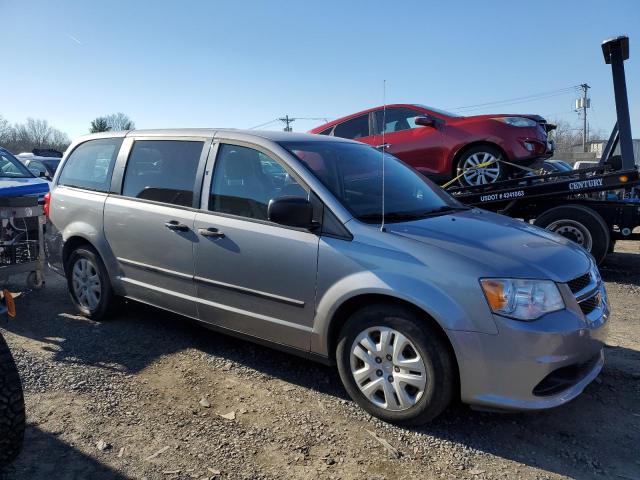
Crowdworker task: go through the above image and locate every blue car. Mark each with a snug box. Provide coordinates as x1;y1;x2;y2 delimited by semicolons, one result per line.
0;147;49;201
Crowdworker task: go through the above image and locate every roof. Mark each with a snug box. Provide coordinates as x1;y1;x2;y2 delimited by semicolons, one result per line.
72;128;356;144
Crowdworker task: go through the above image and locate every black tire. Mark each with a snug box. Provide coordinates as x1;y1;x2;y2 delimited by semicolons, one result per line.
65;246;116;321
336;304;455;426
534;204;610;265
456;145;506;187
0;333;25;469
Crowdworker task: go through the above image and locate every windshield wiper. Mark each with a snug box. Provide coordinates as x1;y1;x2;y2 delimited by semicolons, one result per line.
357;205;470;223
422;205;470;215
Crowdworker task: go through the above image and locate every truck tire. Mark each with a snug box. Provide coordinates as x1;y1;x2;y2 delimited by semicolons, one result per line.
0;332;25;468
336;304;455;426
534;204;610;265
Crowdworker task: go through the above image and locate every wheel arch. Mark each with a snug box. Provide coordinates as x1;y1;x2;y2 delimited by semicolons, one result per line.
450;140;509;176
60;233;122;294
62;235;96;272
325;293;460;395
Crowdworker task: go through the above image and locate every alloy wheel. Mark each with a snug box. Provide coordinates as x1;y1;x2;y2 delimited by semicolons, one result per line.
72;258;102;310
350;326;427;411
462;152;501;185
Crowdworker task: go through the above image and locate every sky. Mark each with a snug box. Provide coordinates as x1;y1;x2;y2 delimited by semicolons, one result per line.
1;0;639;140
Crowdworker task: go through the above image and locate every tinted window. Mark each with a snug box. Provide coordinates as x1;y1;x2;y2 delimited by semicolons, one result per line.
58;138;122;191
209;144;306;221
26;160;48;176
317;126;334;136
332;114;370;139
122;140;203;207
281;141;462;223
42;159;61;175
375;108;425;134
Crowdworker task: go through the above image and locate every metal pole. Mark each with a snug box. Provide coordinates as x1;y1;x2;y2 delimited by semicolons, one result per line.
581;83;590;152
609;42;634;169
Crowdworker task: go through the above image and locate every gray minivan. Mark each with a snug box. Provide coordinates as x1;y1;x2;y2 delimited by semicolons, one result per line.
46;129;609;425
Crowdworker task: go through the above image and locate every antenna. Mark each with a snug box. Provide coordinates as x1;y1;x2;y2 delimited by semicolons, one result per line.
380;80;387;232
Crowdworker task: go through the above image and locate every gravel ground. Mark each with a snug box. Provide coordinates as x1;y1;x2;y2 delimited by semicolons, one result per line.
0;242;639;480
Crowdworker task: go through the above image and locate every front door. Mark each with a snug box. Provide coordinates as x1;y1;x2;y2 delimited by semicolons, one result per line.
372;107;445;175
193;142;319;350
104;138;209;317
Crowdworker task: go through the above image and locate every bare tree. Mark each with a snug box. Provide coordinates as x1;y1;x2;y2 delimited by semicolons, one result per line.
0;116;11;141
549;119;582;152
0;117;70;154
104;113;135;131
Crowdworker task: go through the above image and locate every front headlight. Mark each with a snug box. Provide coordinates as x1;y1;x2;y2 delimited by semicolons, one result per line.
480;278;564;320
493;117;538;128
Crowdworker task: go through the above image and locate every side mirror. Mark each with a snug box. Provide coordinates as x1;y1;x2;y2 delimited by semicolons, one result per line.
268;196;314;228
415;116;436;127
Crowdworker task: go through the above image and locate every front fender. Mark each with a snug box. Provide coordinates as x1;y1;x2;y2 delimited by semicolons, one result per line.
311;269;497;357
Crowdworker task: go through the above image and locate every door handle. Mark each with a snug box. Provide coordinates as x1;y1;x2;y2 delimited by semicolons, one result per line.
375;143;392;149
198;227;225;239
165;220;190;232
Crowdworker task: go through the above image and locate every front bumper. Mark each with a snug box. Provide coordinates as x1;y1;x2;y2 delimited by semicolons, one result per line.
448;284;609;411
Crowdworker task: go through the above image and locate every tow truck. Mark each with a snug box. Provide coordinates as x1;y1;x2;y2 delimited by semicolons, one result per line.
446;36;639;264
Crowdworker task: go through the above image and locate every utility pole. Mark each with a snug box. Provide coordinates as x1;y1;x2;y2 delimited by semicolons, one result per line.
577;83;591;152
278;115;295;132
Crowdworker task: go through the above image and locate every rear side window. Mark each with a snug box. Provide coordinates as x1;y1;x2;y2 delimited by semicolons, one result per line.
58;138;122;191
122;140;204;207
332;114;370;139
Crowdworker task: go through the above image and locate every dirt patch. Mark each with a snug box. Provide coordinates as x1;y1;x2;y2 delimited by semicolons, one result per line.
1;243;639;479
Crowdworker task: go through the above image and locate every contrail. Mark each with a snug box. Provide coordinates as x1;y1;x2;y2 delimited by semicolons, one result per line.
65;33;83;45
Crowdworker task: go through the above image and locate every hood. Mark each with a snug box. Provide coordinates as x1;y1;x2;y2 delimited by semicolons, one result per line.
386;209;591;282
0;177;50;197
459;113;556;132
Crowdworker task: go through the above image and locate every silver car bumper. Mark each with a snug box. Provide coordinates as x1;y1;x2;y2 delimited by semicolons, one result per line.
448;285;609;411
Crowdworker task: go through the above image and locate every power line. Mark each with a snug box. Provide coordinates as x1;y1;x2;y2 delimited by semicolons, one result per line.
449;86;581;112
252;115;330;132
249;118;280;130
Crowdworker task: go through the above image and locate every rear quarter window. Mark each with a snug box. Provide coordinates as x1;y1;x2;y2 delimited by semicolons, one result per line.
333;114;370;140
58;138;123;192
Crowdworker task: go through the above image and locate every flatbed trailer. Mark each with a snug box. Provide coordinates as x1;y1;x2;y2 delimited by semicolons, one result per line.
446;36;639;264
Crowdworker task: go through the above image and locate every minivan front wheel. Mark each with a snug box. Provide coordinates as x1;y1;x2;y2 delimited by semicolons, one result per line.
336;304;455;425
66;247;115;320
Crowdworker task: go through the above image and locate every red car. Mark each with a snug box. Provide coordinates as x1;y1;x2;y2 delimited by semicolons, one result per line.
309;104;555;186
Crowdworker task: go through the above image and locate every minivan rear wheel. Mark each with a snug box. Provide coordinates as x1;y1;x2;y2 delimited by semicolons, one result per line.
66;247;115;320
336;304;455;425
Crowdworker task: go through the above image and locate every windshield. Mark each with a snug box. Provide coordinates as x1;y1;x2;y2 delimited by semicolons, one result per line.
414;104;462;118
280;141;465;223
0;149;34;178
